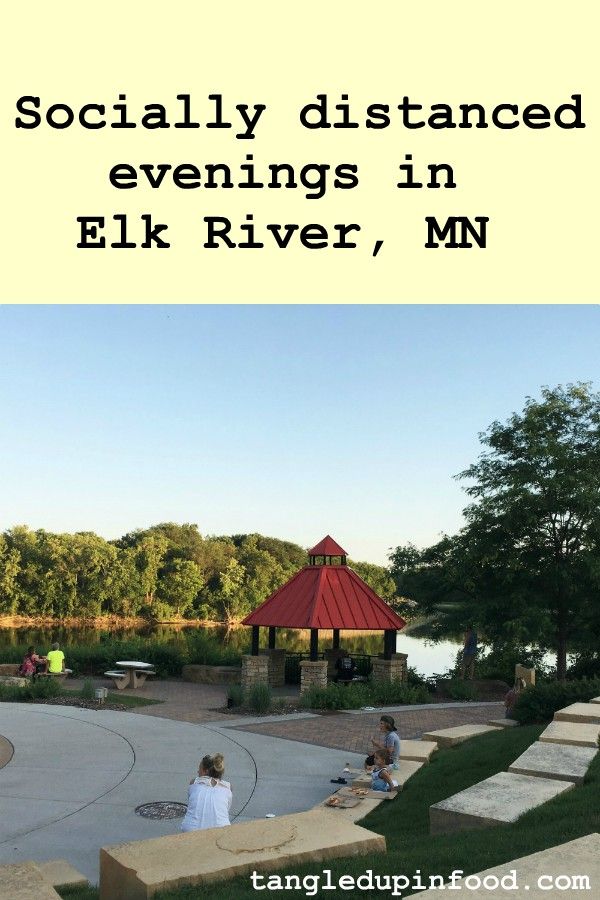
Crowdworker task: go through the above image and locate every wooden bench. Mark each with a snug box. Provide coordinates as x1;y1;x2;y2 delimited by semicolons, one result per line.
104;671;128;690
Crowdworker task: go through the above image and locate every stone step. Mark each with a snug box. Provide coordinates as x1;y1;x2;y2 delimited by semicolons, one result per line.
316;793;385;822
429;771;574;835
539;720;600;748
99;808;385;900
488;718;518;728
38;859;89;890
590;696;600;705
421;724;499;748
509;740;598;784
400;739;438;762
405;833;600;897
554;702;600;725
351;759;424;791
338;785;397;801
0;862;61;899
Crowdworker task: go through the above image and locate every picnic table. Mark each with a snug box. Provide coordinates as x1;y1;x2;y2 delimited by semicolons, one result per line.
104;661;155;690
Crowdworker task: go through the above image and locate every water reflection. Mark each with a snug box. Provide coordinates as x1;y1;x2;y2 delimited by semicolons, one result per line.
0;622;462;677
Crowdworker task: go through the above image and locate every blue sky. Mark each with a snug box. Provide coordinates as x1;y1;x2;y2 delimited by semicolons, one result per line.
1;305;598;564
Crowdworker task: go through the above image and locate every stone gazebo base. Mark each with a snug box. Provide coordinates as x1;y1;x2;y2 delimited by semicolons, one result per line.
372;652;408;683
299;659;328;693
241;654;269;693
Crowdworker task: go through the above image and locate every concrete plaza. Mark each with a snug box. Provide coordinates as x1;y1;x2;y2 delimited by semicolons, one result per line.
0;684;503;885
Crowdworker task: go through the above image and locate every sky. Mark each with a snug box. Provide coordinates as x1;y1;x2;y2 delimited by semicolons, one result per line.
1;305;598;565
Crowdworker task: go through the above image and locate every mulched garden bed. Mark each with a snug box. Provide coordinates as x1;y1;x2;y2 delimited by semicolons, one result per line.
24;696;128;711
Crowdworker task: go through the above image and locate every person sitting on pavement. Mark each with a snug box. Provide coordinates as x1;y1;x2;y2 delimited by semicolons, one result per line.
181;753;232;832
46;642;66;675
18;646;47;677
365;715;401;769
504;677;526;719
335;653;356;684
370;748;399;793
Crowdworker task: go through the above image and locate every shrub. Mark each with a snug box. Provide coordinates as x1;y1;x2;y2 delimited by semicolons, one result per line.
406;666;432;690
474;643;549;684
227;684;245;707
246;683;272;713
445;678;479;701
513;676;600;724
300;679;430;711
81;678;95;700
0;677;63;703
568;653;600;680
369;679;430;706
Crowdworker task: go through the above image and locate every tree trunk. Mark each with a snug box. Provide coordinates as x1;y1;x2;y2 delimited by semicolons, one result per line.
556;615;568;681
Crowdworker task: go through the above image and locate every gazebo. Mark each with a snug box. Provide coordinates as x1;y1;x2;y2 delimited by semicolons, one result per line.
241;536;407;693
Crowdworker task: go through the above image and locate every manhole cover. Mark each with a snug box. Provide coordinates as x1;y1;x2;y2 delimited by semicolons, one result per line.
135;801;187;820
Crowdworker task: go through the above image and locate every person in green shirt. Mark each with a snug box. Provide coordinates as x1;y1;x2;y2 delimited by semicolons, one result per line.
46;642;66;674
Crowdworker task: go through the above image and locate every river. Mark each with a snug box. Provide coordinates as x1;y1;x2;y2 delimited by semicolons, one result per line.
0;621;462;677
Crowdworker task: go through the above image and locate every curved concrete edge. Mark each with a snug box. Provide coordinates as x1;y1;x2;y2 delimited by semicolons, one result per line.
0;735;14;770
99;810;386;900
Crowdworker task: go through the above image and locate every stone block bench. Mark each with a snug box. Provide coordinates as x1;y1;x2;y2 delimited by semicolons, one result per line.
182;664;240;685
399;739;438;762
37;669;73;679
0;675;29;687
488;717;518;728
0;664;20;676
406;833;600;898
0;862;61;899
0;859;88;899
351;759;424;792
539;720;600;748
591;696;600;704
99;808;385;900
554;702;600;725
422;724;499;748
429;771;573;835
509;740;597;784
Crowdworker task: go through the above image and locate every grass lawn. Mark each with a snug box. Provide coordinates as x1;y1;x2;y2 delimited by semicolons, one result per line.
63;688;162;708
58;724;600;899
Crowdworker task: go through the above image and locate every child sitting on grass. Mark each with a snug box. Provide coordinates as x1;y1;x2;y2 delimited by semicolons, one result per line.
371;748;399;793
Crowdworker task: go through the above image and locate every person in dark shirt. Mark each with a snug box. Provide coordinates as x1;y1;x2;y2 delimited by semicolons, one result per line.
460;626;478;679
335;653;356;684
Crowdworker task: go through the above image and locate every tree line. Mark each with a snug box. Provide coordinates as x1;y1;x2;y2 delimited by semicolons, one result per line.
388;384;600;679
0;524;397;625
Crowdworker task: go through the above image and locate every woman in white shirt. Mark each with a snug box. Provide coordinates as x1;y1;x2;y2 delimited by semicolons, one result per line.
181;753;232;831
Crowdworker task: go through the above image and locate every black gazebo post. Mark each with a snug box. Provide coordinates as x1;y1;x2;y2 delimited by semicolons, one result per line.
310;628;319;661
268;626;276;649
251;625;260;656
332;629;340;650
383;629;396;660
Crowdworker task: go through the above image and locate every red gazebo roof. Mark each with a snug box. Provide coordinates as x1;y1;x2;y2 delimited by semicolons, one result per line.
308;535;347;557
242;537;405;631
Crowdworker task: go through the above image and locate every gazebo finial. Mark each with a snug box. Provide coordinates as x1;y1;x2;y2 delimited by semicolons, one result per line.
308;535;347;566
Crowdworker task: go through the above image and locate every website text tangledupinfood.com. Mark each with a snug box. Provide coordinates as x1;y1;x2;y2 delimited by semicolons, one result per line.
249;867;592;896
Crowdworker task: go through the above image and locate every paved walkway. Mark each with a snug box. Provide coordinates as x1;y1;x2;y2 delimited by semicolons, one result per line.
231;703;504;753
70;675;231;723
0;704;358;884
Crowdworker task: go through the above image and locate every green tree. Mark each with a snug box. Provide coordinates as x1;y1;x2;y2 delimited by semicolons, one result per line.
0;534;21;614
157;559;205;618
391;384;600;680
133;533;168;608
213;558;247;624
349;559;399;606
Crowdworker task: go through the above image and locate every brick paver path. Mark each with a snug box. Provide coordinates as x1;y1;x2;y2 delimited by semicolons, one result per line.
232;703;504;753
68;676;231;723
